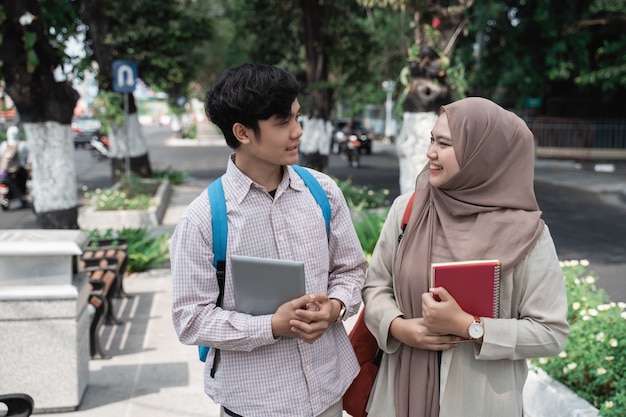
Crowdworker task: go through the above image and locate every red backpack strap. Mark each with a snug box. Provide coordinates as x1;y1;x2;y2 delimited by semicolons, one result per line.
399;192;416;242
401;192;416;232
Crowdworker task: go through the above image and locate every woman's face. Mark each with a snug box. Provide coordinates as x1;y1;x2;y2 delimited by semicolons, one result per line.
427;112;460;188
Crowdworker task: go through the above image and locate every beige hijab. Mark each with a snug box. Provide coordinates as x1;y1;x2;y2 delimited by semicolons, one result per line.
392;97;544;417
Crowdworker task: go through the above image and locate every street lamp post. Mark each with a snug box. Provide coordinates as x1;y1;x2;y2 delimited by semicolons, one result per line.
382;80;396;143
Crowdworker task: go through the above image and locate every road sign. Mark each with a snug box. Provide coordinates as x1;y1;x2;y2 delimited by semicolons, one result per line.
112;60;138;93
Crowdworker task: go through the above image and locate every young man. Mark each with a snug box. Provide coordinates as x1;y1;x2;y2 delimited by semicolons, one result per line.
170;63;367;417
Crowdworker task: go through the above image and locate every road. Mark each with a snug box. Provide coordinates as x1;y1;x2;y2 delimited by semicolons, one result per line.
535;181;626;299
1;124;624;301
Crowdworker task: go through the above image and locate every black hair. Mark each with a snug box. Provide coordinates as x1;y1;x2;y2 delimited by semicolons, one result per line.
204;63;301;149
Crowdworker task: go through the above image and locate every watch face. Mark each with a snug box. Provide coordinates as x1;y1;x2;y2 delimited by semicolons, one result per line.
469;322;484;339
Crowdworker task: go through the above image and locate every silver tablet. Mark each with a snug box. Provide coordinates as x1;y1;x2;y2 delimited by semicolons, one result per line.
230;255;306;315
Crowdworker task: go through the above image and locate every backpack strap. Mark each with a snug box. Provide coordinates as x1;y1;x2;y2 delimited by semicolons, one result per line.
292;164;331;235
198;177;228;365
398;192;416;242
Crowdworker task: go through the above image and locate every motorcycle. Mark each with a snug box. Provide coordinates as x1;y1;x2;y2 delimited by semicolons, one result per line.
90;135;111;161
0;169;31;211
344;134;362;168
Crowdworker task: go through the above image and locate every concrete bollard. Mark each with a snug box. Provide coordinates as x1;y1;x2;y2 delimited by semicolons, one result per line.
0;229;90;413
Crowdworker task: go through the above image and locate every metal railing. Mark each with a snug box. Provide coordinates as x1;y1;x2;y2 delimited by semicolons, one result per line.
526;116;626;160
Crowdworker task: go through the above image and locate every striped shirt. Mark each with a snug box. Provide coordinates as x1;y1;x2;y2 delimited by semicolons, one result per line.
171;157;367;416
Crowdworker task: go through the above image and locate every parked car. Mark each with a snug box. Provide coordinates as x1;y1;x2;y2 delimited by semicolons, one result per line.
72;117;104;148
331;119;373;155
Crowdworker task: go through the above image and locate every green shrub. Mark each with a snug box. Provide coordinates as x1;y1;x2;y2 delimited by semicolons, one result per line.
152;166;188;185
182;123;197;139
335;178;391;210
352;208;389;261
82;169;187;210
82;174;158;211
87;228;170;273
531;260;626;415
335;179;391;260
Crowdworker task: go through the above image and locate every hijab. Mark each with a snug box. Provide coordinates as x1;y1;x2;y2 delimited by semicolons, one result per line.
392;97;544;417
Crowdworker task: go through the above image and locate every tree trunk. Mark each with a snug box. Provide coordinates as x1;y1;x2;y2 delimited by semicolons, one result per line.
298;116;332;172
108;110;152;182
397;1;474;193
396;112;439;194
0;0;80;229
298;0;333;172
23;122;79;228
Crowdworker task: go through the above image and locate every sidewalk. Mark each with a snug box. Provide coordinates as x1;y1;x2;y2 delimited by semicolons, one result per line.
36;179;222;417
35;142;623;417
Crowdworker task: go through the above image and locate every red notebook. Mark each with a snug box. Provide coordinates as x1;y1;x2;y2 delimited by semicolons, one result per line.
430;260;501;319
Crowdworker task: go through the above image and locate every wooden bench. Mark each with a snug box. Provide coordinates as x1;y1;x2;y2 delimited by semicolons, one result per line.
82;256;124;359
81;237;129;359
86;282;110;359
82;238;130;298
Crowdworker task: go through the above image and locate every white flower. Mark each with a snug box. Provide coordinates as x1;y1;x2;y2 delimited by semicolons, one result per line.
597;304;611;311
588;308;598;317
605;356;614;361
574;278;581;285
596;332;605;342
567;363;577;370
558;351;568;358
621;311;626;320
582;315;591;321
585;275;595;284
572;302;581;310
19;12;35;26
618;302;626;309
609;339;618;347
571;260;580;266
580;259;590;267
605;401;614;409
597;367;607;375
538;358;548;365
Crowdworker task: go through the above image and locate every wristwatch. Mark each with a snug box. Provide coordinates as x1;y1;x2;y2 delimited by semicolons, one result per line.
467;316;484;340
334;299;347;323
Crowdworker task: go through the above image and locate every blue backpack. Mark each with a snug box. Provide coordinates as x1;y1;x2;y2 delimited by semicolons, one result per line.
199;165;331;365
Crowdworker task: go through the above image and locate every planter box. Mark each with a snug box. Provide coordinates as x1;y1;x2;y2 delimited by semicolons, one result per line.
78;180;172;231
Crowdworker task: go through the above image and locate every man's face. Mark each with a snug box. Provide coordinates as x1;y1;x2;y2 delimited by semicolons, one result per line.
245;99;302;168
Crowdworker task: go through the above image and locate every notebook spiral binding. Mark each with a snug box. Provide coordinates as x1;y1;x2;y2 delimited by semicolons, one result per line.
493;262;501;319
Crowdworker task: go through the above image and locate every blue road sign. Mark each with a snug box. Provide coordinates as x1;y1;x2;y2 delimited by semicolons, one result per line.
112;60;138;93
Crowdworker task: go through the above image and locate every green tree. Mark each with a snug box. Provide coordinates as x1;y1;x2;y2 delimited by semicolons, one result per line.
74;0;214;180
457;0;626;113
0;0;81;228
217;0;408;171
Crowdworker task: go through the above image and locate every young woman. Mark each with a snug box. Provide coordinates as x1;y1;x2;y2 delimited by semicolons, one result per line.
362;97;569;417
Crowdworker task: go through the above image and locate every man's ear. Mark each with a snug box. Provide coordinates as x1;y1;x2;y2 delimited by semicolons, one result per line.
232;122;251;145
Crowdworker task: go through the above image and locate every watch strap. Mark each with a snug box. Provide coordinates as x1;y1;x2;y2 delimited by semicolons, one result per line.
333;299;346;323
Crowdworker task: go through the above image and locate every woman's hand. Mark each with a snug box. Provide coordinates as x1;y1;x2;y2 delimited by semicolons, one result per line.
390;316;461;351
422;287;474;338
